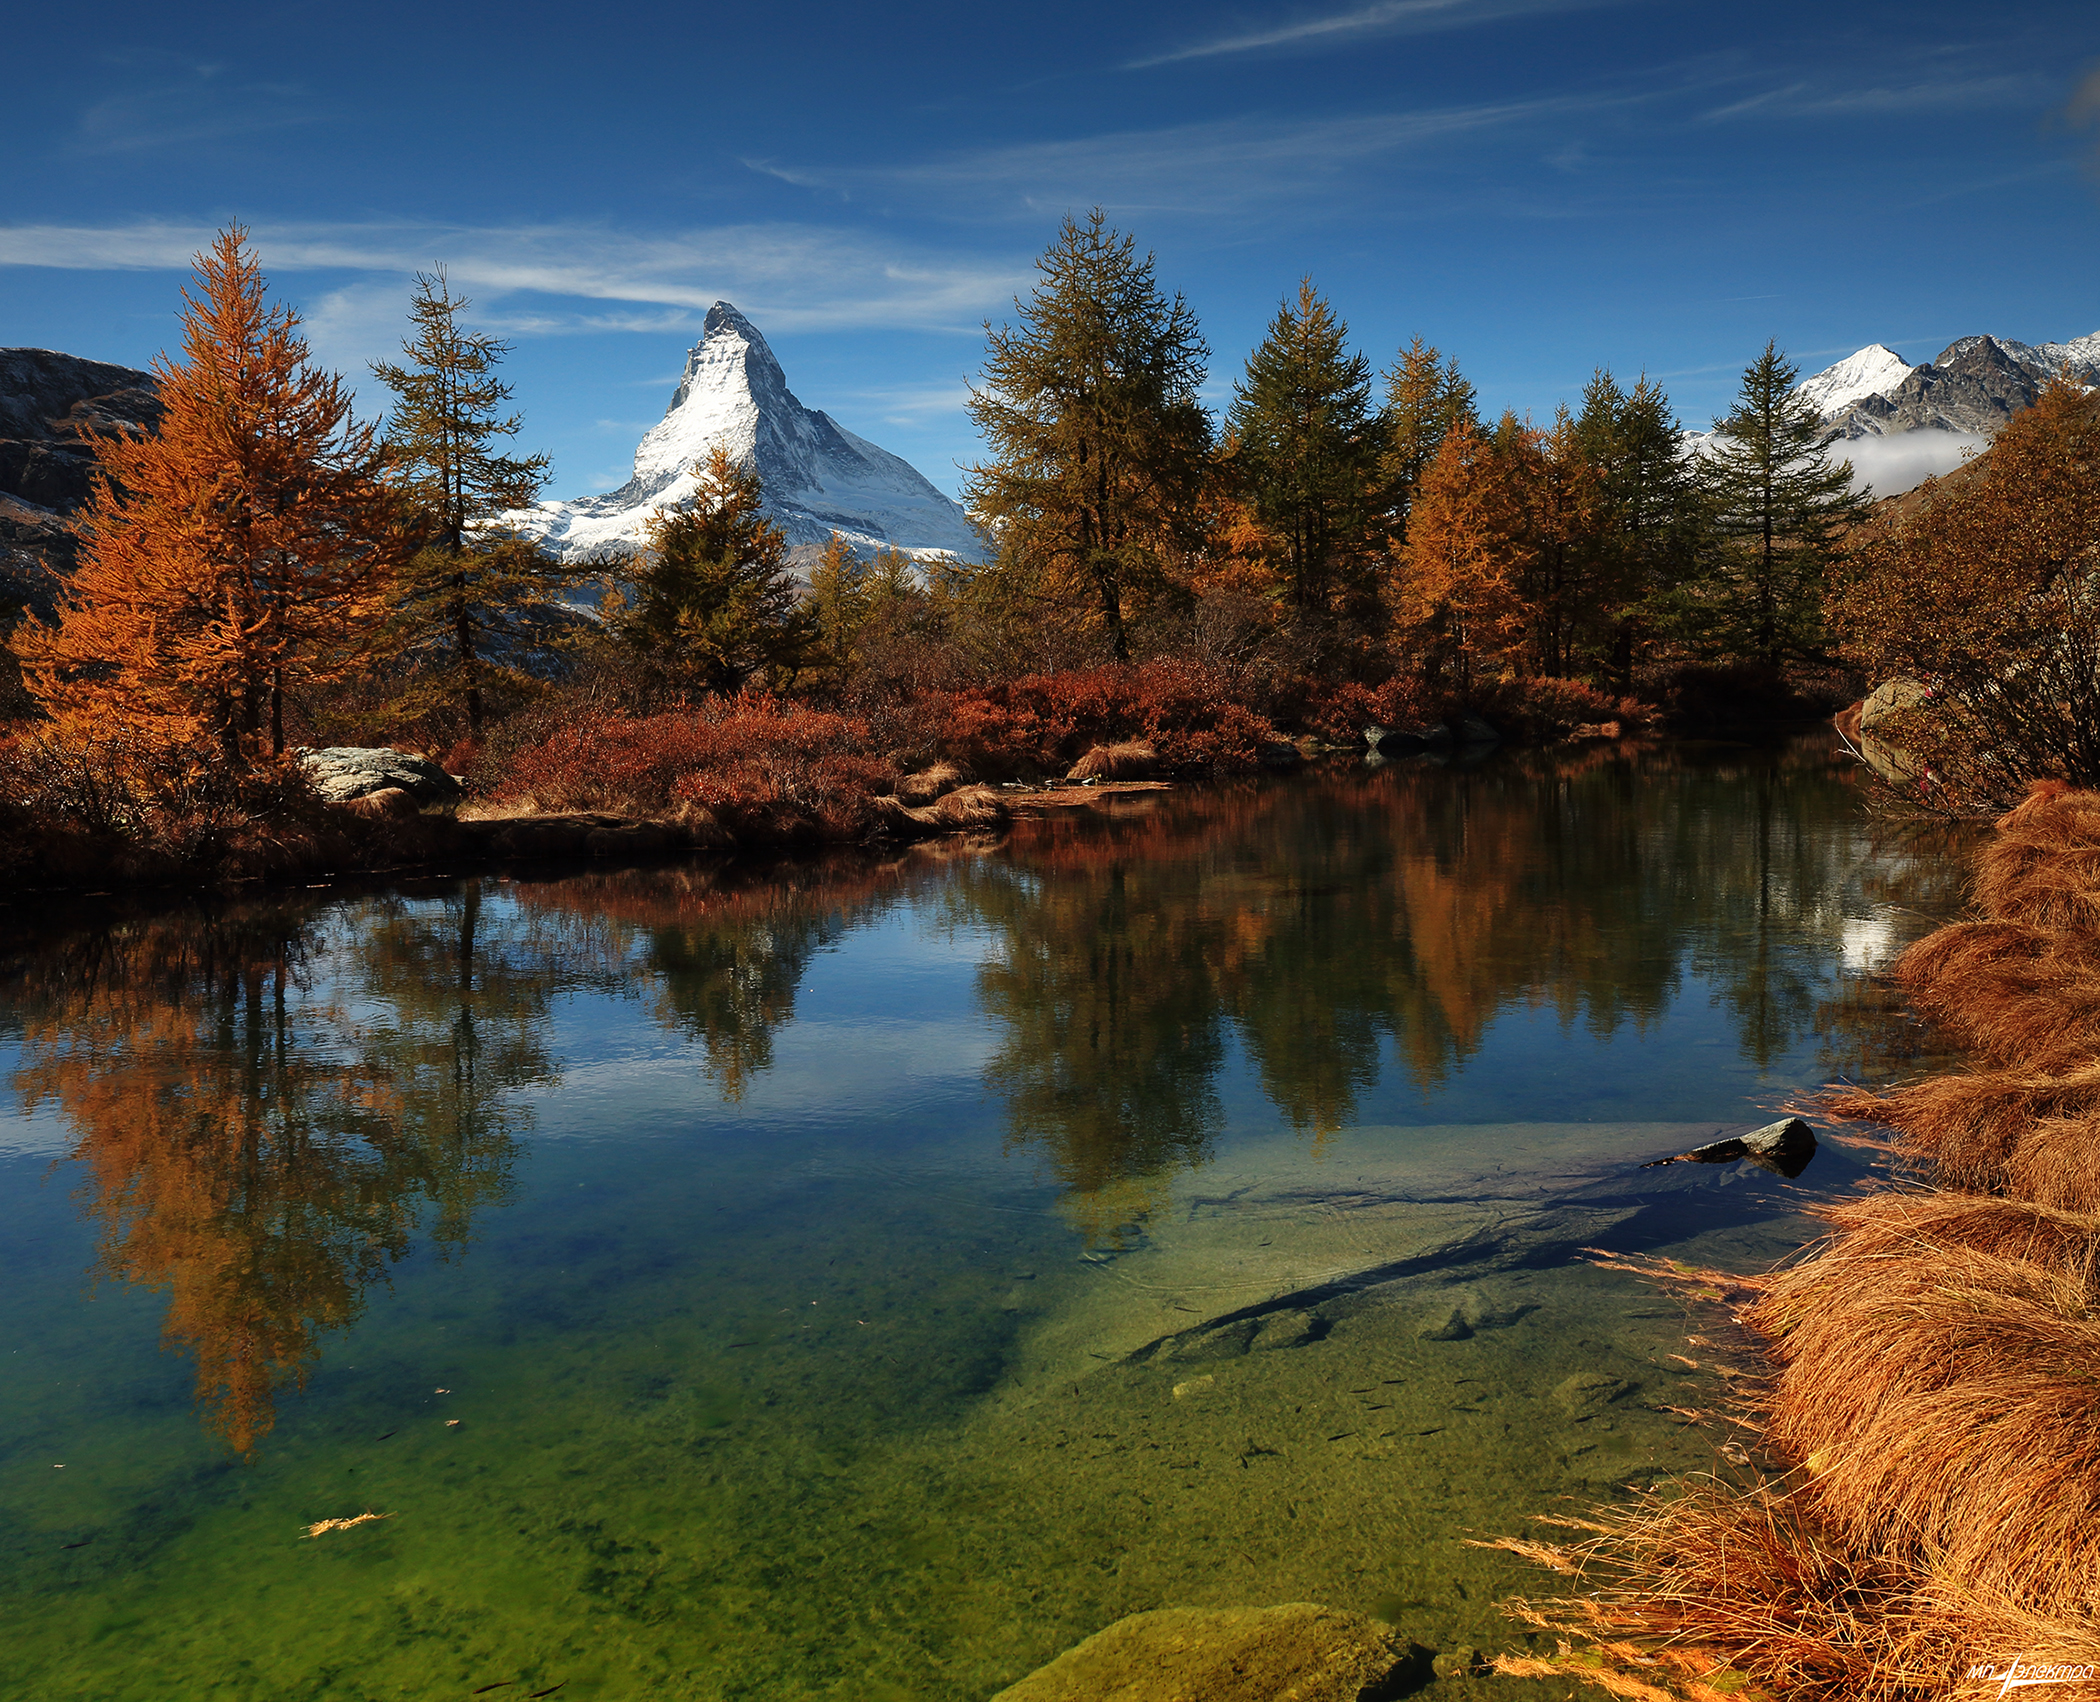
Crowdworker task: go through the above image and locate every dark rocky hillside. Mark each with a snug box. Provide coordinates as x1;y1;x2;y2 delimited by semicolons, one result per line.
0;348;161;619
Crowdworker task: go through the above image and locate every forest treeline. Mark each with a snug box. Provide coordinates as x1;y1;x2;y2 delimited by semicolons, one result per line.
2;216;2096;877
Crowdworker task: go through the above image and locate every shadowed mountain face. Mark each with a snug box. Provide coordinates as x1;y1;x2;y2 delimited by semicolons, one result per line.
507;301;983;567
0;348;161;619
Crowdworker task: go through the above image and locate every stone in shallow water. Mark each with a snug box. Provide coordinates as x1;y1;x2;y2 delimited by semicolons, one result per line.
990;1603;1414;1702
1553;1371;1633;1413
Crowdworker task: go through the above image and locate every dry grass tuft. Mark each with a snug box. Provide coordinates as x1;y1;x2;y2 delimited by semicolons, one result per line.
1749;1192;2100;1615
1483;1477;2099;1702
1971;786;2100;932
1892;921;2100;1072
893;760;964;805
1820;1066;2100;1206
1065;740;1160;781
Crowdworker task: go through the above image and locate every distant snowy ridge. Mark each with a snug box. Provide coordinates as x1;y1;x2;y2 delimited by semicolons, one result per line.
506;301;982;566
1794;344;1913;418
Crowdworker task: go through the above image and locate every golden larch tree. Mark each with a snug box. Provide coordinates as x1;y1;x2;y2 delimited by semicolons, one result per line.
13;227;398;758
1395;418;1536;692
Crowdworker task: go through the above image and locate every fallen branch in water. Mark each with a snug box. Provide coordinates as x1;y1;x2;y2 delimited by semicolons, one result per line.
302;1510;394;1539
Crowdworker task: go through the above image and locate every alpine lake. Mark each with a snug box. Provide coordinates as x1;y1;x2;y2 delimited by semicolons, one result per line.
0;734;1971;1701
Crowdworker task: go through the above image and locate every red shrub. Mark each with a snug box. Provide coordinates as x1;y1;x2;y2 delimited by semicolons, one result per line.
935;661;1270;778
1297;676;1442;744
489;695;899;844
1473;676;1651;743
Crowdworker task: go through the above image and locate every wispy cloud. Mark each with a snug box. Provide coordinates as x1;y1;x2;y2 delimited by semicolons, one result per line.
0;220;1026;335
1125;0;1619;68
1702;73;2047;123
74;57;327;154
813;95;1618;218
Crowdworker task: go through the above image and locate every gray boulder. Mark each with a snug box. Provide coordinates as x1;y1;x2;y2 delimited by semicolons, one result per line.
1640;1116;1819;1180
1364;723;1449;757
991;1603;1415;1702
299;746;462;806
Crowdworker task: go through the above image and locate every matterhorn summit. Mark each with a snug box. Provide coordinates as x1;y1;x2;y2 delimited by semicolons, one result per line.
508;302;981;565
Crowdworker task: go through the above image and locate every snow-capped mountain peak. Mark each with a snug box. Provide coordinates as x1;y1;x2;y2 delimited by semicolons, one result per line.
507;301;982;566
1794;344;1912;417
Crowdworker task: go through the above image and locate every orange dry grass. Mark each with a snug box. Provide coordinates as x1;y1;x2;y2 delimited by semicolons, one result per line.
1970;785;2100;932
1749;1192;2100;1615
1820;1066;2100;1209
1065;740;1160;781
1482;1478;2099;1702
1893;921;2100;1072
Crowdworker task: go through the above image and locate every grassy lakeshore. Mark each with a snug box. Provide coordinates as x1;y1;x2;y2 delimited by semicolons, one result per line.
1496;782;2100;1701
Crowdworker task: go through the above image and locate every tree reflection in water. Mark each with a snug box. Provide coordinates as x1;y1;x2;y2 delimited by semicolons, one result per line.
5;889;553;1452
3;739;1968;1441
953;738;1966;1236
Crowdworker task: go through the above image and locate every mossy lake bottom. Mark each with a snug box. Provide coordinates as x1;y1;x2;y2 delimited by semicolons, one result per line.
0;738;1967;1699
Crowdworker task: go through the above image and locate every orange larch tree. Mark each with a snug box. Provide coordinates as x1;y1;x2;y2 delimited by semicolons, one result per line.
1394;417;1537;693
13;227;398;759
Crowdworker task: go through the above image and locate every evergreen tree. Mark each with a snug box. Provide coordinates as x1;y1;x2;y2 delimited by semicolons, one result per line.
807;533;871;669
964;210;1212;661
1379;337;1478;547
607;446;819;694
1226;278;1381;616
14;228;397;759
371;271;568;736
1518;406;1605;678
1573;369;1700;683
1697;341;1869;664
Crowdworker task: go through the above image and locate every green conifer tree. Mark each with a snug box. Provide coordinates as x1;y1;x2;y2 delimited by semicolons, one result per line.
807;533;871;670
1379;337;1478;548
1227;278;1382;617
1573;369;1701;684
608;446;819;695
964;210;1212;661
1696;341;1869;665
372;271;570;736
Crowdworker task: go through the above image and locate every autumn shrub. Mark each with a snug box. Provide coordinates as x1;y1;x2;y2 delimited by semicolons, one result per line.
1642;661;1852;734
0;726;344;883
1295;674;1444;744
1829;384;2100;811
936;660;1271;778
1473;676;1651;742
488;695;899;844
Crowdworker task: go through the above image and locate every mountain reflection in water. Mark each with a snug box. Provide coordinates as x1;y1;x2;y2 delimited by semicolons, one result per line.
4;734;1968;1450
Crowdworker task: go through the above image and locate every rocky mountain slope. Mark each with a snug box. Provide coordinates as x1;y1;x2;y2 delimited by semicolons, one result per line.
1810;331;2100;440
0;349;161;618
507;302;982;566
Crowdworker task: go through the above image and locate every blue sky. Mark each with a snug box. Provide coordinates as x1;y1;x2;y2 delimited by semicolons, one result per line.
4;1;2097;501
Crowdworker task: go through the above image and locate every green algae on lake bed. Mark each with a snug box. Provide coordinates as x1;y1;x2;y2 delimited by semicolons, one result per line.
0;738;1972;1699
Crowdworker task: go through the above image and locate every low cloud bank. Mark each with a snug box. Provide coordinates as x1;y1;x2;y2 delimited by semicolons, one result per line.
1835;429;1987;497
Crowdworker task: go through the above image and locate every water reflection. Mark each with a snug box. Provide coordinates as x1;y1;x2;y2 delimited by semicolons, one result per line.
1;736;1967;1445
959;739;1959;1235
5;892;552;1451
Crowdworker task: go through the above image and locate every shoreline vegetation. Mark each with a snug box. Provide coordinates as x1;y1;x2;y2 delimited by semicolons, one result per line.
2;219;1901;892
1490;782;2100;1701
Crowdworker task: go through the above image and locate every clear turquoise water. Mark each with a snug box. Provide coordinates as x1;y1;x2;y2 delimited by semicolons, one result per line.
0;737;1967;1700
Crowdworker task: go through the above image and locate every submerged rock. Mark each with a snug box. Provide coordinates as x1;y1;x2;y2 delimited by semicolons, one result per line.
991;1603;1416;1702
1553;1372;1633;1414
